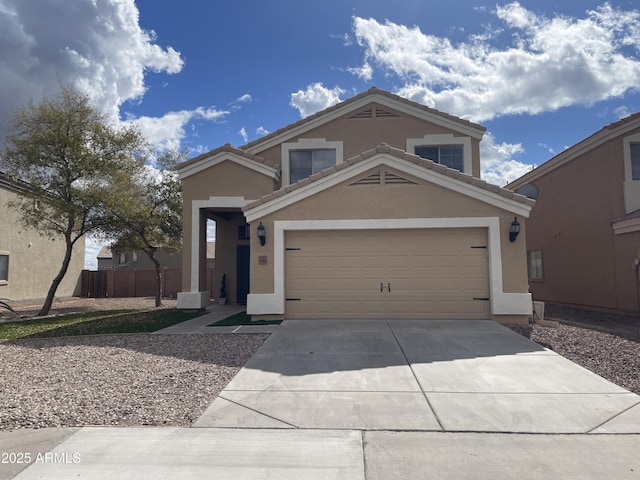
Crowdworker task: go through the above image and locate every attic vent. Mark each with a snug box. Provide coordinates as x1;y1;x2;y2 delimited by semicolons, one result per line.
383;171;416;184
350;108;373;119
375;108;399;118
350;171;382;185
348;170;418;186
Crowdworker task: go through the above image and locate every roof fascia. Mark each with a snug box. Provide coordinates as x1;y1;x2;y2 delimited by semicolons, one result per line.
177;151;279;181
509;116;640;189
244;153;532;223
612;216;640;235
244;93;485;155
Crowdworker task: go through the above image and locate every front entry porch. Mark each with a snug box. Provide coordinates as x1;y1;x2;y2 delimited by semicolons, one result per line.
177;197;251;310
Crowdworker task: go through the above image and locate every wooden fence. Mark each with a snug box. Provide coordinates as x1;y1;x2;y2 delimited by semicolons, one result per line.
81;268;214;299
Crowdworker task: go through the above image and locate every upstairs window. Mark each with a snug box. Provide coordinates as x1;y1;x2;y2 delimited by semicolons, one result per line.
415;145;464;171
631;143;640;180
289;149;336;184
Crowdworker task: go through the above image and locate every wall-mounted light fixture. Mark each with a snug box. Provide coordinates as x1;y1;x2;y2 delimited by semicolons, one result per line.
257;222;266;246
509;217;520;243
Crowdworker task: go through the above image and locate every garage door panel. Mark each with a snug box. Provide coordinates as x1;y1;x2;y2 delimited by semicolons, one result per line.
285;229;490;319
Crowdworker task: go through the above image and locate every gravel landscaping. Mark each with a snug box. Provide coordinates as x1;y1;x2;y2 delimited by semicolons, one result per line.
0;333;268;430
508;304;640;396
1;297;639;430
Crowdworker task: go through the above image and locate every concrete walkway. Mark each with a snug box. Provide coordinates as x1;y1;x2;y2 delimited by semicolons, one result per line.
152;304;279;334
4;319;640;479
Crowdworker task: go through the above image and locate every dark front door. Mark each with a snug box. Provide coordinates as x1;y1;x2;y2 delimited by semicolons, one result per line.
236;245;250;305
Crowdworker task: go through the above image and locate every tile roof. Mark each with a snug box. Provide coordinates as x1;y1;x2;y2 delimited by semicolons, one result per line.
240;87;486;151
612;208;640;224
508;111;640;188
243;143;534;211
175;143;278;172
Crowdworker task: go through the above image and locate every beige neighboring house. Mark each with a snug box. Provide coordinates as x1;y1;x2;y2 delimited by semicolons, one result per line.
97;243;215;271
0;172;84;301
508;112;640;314
176;88;534;324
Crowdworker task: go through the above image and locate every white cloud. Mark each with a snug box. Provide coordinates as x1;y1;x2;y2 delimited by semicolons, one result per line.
290;83;346;118
350;3;640;122
0;0;227;152
348;61;373;81
480;132;533;186
0;0;183;126
256;126;270;136
537;142;556;155
615;105;632;119
237;94;252;103
238;127;248;143
131;107;228;151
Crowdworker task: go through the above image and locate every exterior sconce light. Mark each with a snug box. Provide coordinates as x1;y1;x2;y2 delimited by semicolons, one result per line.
257;222;266;246
509;217;520;243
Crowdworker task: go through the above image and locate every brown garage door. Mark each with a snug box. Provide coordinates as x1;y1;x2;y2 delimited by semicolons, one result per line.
285;228;490;319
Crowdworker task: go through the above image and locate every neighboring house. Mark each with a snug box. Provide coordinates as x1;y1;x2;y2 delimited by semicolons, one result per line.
508;113;640;314
0;172;84;301
176;88;534;324
90;244;215;299
96;245;215;271
97;246;182;270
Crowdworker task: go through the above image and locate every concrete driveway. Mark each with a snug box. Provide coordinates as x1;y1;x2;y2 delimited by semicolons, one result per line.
195;319;640;434
7;319;640;479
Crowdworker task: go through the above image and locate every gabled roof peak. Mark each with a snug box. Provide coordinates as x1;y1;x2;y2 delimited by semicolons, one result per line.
243;143;533;213
175;142;278;174
240;87;486;153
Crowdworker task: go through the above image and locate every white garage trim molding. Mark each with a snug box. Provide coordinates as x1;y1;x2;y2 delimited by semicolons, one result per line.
246;218;532;318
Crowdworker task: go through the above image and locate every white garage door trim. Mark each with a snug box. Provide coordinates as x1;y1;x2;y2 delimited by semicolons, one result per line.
246;217;532;317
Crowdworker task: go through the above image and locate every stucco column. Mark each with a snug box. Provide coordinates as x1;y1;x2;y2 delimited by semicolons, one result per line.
177;204;210;309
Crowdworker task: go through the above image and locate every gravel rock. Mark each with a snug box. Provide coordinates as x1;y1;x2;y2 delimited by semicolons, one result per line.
0;333;268;430
3;298;639;430
508;308;640;396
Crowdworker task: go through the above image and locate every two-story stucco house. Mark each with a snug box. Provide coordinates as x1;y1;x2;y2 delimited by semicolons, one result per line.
508;112;640;314
176;88;534;324
0;172;84;301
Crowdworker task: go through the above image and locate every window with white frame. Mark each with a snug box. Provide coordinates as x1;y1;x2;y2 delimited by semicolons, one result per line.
0;253;8;282
414;145;464;171
406;134;472;174
281;139;343;185
527;249;543;281
622;134;640;214
289;149;336;184
631;143;640;180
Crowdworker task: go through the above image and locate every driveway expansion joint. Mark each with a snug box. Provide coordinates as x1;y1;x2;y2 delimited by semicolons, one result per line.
586;399;640;434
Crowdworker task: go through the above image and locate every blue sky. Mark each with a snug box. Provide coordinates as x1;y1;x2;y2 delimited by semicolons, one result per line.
1;0;640;268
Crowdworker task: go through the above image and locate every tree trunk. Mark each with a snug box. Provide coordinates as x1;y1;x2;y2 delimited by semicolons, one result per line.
38;234;75;317
150;254;162;308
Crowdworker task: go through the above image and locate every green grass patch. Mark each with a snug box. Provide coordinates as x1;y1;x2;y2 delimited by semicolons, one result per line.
0;309;204;340
209;311;282;327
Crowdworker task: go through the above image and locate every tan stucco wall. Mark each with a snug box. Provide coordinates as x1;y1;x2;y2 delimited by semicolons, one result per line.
0;186;84;300
523;133;634;311
248;167;529;304
253;103;482;178
180;160;276;292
